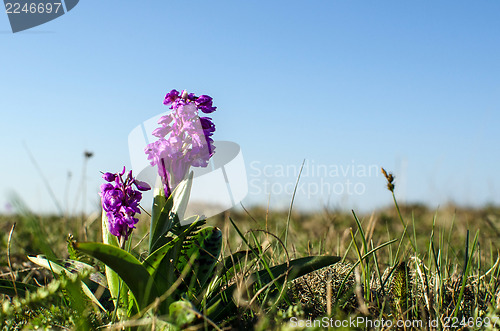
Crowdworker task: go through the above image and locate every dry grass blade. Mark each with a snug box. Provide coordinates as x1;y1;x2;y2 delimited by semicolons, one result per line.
7;223;17;296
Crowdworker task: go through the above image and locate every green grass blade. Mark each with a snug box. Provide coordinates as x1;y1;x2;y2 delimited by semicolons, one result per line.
228;217;282;298
351;210;368;255
453;230;480;318
336;238;398;302
284;159;305;249
351;210;371;300
393;224;408;267
10;194;57;261
0;279;38;297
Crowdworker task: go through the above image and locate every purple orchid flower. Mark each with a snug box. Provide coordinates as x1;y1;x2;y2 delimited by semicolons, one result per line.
99;168;151;241
144;89;217;197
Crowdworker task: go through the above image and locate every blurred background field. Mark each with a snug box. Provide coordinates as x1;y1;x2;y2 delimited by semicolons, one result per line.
3;200;499;286
2;184;500;330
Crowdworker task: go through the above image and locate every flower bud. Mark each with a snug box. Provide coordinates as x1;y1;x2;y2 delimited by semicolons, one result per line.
181;90;189;99
102;172;116;182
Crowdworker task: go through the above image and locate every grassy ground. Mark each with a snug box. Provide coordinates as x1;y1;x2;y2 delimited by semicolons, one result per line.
1;196;500;330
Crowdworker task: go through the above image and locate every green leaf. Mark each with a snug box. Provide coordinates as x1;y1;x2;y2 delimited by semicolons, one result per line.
143;218;205;309
74;242;160;311
142;235;183;276
144;218;203;275
149;172;194;253
206;255;341;322
169;300;199;327
27;255;107;311
149;182;167;253
176;226;222;295
61;260;107;288
0;279;38;297
101;211;124;310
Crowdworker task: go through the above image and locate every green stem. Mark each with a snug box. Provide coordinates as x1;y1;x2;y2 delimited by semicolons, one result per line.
392;192;405;228
392;192;416;253
111;279;123;324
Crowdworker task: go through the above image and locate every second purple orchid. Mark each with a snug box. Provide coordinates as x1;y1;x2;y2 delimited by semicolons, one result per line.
100;167;151;242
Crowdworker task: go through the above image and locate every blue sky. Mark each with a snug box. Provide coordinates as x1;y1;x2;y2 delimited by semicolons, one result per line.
1;0;499;214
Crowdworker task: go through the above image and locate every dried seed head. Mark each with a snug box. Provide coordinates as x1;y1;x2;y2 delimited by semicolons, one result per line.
381;167;395;192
